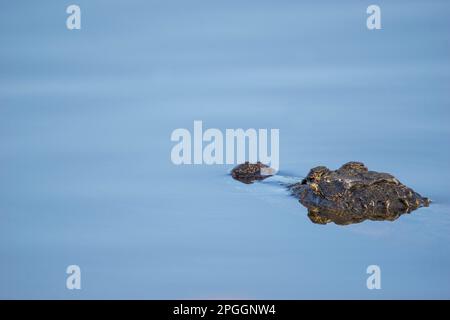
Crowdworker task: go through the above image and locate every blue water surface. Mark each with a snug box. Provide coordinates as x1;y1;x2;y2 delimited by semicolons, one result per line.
1;0;450;298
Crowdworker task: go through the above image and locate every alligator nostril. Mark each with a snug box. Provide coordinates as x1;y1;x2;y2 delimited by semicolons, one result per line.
231;162;274;184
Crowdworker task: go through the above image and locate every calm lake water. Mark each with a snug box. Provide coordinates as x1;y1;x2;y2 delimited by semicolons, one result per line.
1;0;450;299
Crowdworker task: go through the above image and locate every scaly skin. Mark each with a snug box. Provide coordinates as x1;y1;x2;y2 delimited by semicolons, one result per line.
231;161;430;225
289;162;430;225
231;161;273;184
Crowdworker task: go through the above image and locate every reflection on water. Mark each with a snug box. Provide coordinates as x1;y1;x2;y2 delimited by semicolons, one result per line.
307;207;415;226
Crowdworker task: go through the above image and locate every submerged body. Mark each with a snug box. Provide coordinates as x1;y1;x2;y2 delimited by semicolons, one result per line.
231;161;430;225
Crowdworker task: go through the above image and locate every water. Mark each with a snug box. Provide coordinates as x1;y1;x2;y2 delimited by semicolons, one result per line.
1;0;450;299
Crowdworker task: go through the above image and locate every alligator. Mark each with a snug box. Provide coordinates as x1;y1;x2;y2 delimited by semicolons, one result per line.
231;161;430;225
